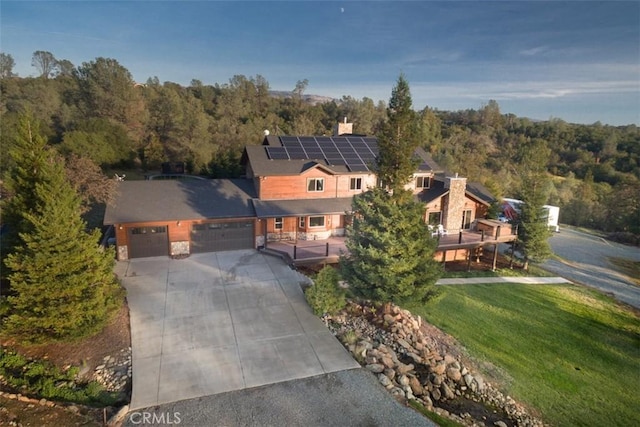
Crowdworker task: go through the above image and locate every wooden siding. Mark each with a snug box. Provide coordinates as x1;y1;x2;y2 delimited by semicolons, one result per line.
258;169;375;200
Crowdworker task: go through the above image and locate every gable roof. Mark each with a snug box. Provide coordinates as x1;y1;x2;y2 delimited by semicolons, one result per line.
418;175;496;206
243;134;443;177
104;179;257;224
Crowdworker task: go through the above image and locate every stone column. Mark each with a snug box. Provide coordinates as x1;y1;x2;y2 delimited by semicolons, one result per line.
442;175;467;232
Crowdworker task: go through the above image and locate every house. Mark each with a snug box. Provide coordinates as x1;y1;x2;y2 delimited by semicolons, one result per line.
104;122;510;261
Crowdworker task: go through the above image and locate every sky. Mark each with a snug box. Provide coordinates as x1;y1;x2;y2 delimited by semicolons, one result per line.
2;1;639;126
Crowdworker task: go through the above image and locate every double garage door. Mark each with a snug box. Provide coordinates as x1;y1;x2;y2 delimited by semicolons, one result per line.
191;221;254;253
127;221;254;258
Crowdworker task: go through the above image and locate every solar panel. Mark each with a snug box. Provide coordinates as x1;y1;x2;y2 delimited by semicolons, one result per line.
299;136;317;143
266;147;289;160
280;136;299;144
347;163;370;172
287;148;307;160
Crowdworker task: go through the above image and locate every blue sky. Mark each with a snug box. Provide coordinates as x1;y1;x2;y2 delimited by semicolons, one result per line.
2;1;638;125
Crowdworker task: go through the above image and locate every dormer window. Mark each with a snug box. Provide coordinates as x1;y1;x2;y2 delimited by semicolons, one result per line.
416;176;431;189
307;178;324;192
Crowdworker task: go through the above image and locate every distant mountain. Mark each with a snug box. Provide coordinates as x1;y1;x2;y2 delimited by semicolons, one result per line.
269;90;336;106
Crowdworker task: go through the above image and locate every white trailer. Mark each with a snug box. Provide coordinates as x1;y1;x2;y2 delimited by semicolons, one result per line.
501;198;560;232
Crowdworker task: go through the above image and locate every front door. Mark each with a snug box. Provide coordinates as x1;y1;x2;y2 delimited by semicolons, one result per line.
462;209;473;229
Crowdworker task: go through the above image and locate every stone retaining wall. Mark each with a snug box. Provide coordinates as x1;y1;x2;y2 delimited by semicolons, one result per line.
326;301;546;427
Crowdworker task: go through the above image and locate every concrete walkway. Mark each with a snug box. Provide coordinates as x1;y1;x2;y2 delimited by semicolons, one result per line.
436;276;572;285
116;250;359;410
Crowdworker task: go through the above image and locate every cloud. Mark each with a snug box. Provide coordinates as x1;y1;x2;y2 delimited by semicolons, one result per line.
519;46;547;56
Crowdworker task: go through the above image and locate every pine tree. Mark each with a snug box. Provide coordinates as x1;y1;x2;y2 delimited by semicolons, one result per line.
516;139;553;269
341;187;441;304
1;115;52;253
3;132;122;343
377;74;420;195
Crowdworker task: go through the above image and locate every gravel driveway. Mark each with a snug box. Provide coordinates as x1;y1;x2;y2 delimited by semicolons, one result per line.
543;228;640;309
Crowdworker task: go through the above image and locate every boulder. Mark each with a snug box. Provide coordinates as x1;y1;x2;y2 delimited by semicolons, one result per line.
365;363;385;374
383;368;396;380
378;374;392;388
446;367;462;382
431;388;442;401
441;382;455;400
409;376;424;396
396;362;414;375
431;362;446;375
398;374;410;387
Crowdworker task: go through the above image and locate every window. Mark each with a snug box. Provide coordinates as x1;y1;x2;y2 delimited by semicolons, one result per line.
428;212;442;226
309;216;325;228
274;217;283;230
462;209;473;229
416;176;431;189
350;177;362;190
307;178;324;192
299;217;306;228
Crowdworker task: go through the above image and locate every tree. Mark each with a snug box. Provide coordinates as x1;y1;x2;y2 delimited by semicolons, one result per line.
515;139;553;269
0;53;16;78
31;51;57;79
1;115;52;252
64;154;117;214
340;187;441;304
54;59;75;77
3;130;122;343
377;74;420;194
304;266;346;316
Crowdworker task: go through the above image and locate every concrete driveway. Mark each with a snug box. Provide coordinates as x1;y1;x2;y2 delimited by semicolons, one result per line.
115;250;359;410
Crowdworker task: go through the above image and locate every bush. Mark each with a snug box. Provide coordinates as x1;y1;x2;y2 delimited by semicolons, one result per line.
304;266;346;316
0;348;119;406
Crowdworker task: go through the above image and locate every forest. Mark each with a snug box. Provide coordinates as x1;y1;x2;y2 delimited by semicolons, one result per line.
1;52;638;241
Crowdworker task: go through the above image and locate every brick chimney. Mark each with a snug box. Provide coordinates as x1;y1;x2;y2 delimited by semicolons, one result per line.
333;117;353;136
442;174;467;232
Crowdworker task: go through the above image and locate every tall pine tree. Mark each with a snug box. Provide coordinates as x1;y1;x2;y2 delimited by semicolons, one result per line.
377;74;420;195
516;139;553;269
341;76;441;303
3;119;122;343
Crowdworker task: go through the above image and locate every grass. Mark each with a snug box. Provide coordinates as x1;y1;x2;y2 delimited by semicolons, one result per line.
608;257;640;286
406;284;640;427
442;264;554;279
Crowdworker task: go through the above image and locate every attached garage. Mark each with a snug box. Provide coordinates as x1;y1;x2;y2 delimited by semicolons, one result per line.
127;226;169;258
191;221;254;253
104;179;259;261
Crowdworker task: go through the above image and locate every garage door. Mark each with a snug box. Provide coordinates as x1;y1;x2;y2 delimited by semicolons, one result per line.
128;226;169;258
191;221;254;253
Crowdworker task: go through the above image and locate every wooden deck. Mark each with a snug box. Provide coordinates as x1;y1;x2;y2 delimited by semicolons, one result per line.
265;228;517;266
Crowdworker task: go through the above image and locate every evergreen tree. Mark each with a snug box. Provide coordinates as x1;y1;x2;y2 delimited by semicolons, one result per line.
516;139;553;269
1;115;52;253
3;128;122;343
341;187;441;304
377;74;420;194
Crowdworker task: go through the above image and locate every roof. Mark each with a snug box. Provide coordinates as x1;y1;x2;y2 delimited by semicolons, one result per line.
252;197;354;218
418;175;495;206
466;181;495;205
244;135;443;177
104;179;257;224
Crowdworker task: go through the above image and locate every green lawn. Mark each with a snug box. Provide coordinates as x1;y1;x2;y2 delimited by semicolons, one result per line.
406;284;640;427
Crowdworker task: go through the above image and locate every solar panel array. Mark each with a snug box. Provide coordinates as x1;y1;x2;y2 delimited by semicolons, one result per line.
265;136;379;172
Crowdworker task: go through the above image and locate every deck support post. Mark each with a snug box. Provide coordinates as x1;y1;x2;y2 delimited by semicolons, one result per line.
293;245;297;260
492;244;499;271
509;239;516;269
466;249;472;272
326;242;329;257
458;231;463;244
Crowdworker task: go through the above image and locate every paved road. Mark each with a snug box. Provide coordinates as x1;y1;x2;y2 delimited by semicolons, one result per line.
542;228;640;309
122;369;435;427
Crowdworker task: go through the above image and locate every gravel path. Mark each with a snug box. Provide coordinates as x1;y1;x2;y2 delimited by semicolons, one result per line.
543;228;640;309
122;368;436;427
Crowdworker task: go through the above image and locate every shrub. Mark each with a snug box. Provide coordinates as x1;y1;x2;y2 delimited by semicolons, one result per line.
0;348;119;406
304;266;346;316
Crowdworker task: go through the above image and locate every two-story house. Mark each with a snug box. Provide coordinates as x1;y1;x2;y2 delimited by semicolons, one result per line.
104;123;503;260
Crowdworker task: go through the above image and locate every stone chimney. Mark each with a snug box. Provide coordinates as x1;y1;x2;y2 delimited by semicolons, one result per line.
442;174;467;232
333;117;353;136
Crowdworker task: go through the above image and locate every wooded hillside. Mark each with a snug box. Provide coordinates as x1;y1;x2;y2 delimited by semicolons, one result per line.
1;54;638;239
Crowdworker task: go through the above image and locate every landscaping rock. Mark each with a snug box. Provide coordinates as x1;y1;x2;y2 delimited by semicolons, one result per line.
365;363;385;374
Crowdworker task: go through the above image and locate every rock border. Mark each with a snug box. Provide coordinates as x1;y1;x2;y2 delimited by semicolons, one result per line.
325;301;547;427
